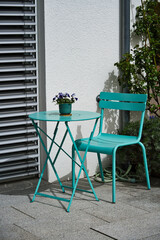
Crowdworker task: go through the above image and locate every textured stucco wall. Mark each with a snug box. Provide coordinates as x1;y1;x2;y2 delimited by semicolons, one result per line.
44;0;120;182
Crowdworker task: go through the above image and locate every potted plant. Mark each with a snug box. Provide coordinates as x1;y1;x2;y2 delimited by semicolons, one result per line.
53;92;78;115
114;0;160;117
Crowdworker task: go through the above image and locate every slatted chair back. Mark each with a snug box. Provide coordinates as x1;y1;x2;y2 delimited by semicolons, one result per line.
99;92;147;140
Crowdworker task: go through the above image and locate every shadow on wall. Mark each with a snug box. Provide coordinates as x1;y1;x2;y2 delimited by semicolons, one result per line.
130;1;142;54
97;70;119;134
95;70;119;172
74;70;119;177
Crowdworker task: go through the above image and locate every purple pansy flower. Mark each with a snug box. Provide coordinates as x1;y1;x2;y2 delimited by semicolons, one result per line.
52;92;78;104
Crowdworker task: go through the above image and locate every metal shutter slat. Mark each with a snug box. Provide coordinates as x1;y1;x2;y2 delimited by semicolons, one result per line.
0;152;39;163
0;11;36;17
0;40;36;44
0;67;37;72
0;126;36;136
0;171;39;181
0;93;37;100
0;135;38;145
0;102;37;110
0;30;36;35
0;74;37;81
0;20;36;26
0;110;36;118
0;2;35;7
0;119;36;127
0;162;39;173
0;144;39;155
0;49;36;54
0;56;37;63
0;84;37;90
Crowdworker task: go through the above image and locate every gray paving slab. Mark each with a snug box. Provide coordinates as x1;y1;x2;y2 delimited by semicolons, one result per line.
50;228;113;240
82;201;149;223
93;211;160;240
0;223;40;240
94;179;160;213
142;234;160;240
114;181;160;213
13;209;107;239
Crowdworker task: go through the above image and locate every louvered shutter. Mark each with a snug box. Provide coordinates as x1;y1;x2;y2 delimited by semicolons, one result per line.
0;0;40;181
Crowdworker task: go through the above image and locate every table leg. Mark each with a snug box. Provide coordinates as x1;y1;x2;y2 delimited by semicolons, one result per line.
31;121;65;202
72;145;76;189
65;120;99;212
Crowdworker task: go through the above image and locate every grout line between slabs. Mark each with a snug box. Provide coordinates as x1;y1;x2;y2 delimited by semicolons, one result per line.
11;206;36;220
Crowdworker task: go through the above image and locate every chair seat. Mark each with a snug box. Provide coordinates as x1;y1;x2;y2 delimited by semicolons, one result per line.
75;133;139;155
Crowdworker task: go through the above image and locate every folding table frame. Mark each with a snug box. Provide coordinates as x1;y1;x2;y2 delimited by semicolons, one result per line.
29;111;101;212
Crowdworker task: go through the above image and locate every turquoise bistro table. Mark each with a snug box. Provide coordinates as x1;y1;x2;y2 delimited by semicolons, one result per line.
29;110;101;212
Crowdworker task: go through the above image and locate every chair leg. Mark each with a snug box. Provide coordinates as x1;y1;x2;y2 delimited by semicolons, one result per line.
72;146;76;189
138;142;151;190
112;149;116;203
97;153;104;182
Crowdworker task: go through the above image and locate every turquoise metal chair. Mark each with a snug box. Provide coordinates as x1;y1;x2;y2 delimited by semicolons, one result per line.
72;92;151;203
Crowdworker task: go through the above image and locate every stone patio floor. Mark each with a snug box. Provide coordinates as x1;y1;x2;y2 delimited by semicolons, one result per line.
0;177;160;240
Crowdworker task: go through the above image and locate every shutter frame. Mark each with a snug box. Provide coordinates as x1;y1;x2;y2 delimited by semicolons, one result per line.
0;0;39;181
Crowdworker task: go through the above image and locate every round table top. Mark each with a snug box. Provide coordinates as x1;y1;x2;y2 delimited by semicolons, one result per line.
29;110;101;122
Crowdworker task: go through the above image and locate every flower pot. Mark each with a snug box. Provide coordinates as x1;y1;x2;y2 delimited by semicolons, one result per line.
59;103;72;115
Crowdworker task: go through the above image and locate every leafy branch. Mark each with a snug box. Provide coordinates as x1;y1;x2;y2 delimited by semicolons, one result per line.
115;0;160;117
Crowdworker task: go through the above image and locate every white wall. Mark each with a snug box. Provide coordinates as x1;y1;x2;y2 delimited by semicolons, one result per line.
44;0;120;182
130;0;143;122
130;0;141;32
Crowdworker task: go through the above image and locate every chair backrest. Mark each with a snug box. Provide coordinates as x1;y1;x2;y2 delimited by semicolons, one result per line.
99;92;147;139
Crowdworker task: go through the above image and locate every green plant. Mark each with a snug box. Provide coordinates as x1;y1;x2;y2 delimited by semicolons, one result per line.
52;92;78;104
114;0;160;117
117;117;160;179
